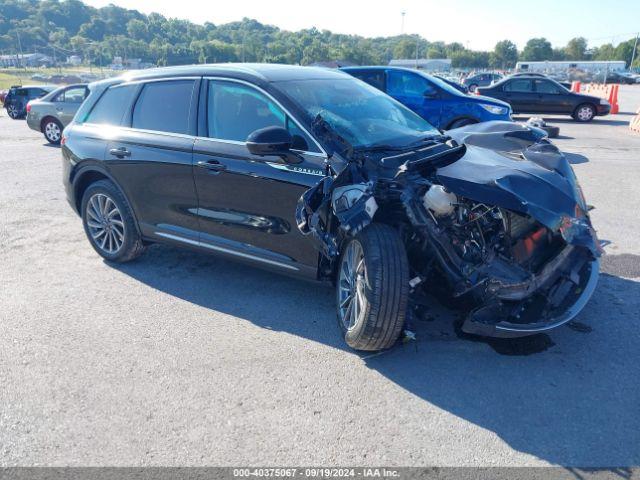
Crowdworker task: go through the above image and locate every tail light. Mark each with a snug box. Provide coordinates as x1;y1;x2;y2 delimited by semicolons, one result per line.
26;102;31;113
61;133;67;146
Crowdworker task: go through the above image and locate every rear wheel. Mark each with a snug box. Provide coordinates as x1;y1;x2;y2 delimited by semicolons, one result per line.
7;104;20;119
43;118;63;144
336;224;410;351
573;104;595;122
81;180;146;263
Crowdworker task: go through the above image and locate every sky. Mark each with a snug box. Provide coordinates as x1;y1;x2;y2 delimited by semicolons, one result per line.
82;0;640;51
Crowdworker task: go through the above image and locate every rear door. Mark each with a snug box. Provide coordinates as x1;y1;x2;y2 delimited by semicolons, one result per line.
104;78;200;241
386;70;442;126
191;78;326;276
501;79;537;113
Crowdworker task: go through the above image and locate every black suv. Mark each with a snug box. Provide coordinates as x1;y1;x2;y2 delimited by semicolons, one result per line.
63;64;600;351
4;85;55;119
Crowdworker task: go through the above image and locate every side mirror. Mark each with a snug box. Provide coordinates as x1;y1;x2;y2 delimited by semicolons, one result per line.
246;126;302;164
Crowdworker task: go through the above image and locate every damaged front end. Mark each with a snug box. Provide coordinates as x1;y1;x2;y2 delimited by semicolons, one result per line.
297;121;601;338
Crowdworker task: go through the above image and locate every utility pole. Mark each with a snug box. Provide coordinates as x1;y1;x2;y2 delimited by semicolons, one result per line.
401;11;406;35
630;32;639;70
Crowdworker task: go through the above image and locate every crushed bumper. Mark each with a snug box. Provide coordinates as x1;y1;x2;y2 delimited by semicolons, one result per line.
461;257;599;338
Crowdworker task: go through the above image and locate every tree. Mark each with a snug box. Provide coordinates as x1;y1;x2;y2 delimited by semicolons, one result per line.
491;40;518;68
521;37;553;61
564;37;588;60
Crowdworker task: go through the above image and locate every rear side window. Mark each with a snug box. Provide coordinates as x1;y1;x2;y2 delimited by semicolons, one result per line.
132;80;195;135
86;84;138;126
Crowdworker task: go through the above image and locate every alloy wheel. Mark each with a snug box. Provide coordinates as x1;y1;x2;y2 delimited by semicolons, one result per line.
7;105;18;118
577;106;594;121
86;193;125;254
338;240;366;331
44;121;61;142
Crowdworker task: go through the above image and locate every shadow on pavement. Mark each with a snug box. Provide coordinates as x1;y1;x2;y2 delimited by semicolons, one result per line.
113;244;640;466
564;152;589;164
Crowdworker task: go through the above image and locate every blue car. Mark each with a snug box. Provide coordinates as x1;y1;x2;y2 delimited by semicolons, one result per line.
342;66;512;130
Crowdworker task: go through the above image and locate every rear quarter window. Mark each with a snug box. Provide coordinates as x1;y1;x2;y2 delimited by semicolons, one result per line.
85;84;138;126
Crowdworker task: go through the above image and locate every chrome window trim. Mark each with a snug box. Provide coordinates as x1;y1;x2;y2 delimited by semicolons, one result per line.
202;76;328;158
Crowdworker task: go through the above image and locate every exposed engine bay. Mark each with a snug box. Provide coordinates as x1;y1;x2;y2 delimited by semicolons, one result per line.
296;121;601;338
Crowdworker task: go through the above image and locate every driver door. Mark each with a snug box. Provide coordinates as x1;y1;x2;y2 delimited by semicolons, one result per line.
192;79;326;276
386;70;441;127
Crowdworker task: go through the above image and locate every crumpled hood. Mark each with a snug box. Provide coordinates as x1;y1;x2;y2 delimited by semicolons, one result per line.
437;122;601;256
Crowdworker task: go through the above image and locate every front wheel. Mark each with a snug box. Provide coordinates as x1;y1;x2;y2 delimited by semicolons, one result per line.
43;118;63;144
336;224;410;351
573;104;595;122
448;118;477;129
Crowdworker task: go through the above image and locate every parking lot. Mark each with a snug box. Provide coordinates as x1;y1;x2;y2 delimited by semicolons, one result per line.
1;86;640;467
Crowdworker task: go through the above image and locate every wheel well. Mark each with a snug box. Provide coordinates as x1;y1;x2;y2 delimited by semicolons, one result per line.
446;117;478;130
74;170;110;212
40;115;59;132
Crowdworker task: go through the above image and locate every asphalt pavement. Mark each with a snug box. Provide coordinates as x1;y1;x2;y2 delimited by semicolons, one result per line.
1;87;639;467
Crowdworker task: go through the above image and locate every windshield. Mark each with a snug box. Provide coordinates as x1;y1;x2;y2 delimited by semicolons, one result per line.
274;78;438;150
428;74;465;96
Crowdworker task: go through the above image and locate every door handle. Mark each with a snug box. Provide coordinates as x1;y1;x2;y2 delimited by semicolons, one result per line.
109;147;131;158
197;160;227;172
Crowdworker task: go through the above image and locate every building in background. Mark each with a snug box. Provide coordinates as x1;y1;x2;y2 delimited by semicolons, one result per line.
0;53;54;68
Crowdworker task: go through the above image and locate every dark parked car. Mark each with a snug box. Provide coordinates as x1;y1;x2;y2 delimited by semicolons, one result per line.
3;85;55;119
462;72;503;91
63;64;600;351
510;72;572;90
342;67;511;129
477;75;610;122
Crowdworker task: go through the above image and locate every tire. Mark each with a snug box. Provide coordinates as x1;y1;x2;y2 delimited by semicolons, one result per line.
572;103;596;122
81;179;146;263
336;223;410;351
542;125;560;138
7;104;20;119
42;118;63;144
448;118;477;130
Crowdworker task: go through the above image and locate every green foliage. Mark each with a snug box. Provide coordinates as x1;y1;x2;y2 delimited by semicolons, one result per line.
564;37;587;60
522;37;553;61
0;0;637;69
491;40;518;69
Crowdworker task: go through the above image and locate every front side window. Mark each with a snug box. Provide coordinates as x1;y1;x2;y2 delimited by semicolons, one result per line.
351;70;385;91
504;79;532;93
206;80;318;152
132;80;195;135
57;86;88;103
534;80;560;94
274;78;438;150
387;71;435;97
85;84;138;126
